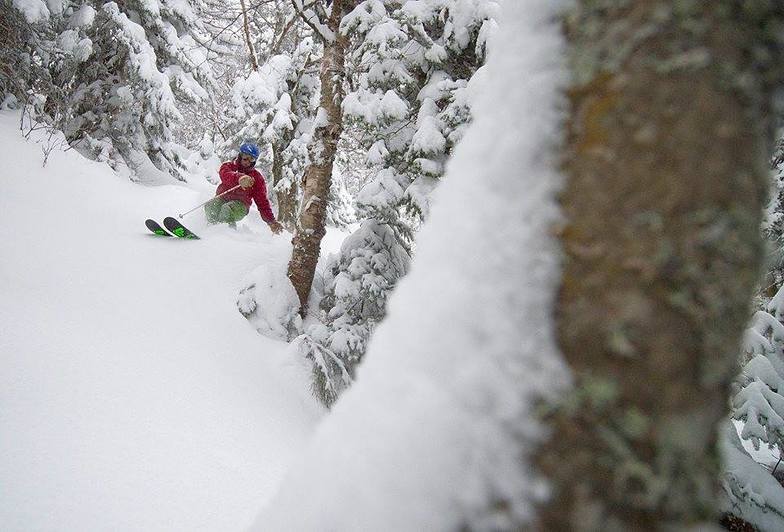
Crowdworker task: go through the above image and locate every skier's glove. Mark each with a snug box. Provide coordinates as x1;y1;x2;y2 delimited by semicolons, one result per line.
239;175;254;189
268;221;283;235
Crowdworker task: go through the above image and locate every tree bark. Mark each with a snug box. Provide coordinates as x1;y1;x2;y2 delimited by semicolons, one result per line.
536;2;784;530
288;0;353;312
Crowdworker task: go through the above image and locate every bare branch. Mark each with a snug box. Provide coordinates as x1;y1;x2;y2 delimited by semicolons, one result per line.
240;0;259;70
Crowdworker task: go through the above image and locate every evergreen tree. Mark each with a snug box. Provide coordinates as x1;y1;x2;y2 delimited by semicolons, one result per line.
1;1;40;107
342;0;498;220
724;288;784;529
17;0;216;181
326;164;358;229
296;217;408;405
734;303;784;455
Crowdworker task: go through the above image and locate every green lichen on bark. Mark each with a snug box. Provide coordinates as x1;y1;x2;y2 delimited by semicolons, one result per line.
536;1;784;529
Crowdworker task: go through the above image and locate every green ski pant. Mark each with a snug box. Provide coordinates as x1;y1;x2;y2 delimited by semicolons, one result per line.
205;199;249;225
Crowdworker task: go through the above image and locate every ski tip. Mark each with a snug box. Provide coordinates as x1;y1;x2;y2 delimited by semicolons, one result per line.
163;217;200;240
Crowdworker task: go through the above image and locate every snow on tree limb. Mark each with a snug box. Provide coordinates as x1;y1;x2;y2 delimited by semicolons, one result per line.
291;0;335;42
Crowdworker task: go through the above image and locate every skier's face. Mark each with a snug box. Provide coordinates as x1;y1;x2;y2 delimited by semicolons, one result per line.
239;154;255;168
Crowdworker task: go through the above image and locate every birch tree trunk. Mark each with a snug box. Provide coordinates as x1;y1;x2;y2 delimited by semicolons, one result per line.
288;0;353;312
536;2;784;530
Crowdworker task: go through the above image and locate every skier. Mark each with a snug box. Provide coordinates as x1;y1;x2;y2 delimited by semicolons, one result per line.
206;142;283;234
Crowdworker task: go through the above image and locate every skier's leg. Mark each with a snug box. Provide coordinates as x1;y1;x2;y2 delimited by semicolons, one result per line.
218;201;249;228
226;201;249;222
204;198;225;224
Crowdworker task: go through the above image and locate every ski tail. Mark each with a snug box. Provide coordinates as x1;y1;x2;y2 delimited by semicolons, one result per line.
146;219;173;237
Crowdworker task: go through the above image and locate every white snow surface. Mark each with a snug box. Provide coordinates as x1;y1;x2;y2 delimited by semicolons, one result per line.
12;0;50;22
237;262;303;342
0;113;328;531
258;1;570;530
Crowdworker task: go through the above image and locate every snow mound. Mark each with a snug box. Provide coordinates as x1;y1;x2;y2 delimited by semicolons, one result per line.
238;263;303;342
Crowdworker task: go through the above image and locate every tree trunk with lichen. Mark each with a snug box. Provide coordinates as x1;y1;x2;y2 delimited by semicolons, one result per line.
536;2;784;530
288;0;352;313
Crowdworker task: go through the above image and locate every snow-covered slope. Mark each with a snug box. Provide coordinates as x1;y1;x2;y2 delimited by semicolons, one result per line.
0;112;321;531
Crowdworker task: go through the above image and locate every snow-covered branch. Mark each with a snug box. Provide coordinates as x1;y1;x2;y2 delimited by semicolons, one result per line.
290;0;335;42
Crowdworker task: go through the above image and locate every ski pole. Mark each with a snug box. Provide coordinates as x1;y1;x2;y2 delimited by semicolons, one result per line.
178;184;243;219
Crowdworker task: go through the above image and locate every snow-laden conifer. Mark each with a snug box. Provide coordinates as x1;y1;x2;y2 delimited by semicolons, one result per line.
342;0;498;217
19;0;216;182
1;1;40;106
326;164;358;229
724;287;784;529
735;306;784;453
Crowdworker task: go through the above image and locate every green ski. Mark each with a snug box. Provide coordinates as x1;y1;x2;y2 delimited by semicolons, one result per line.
145;219;173;237
163;217;200;240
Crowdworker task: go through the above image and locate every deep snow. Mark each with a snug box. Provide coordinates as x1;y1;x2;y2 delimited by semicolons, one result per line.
0;112;324;531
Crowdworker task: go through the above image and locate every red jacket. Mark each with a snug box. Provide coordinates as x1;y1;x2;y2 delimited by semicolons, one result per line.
217;159;276;223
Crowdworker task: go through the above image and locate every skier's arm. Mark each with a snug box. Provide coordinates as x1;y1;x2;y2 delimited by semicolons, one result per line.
251;173;281;231
218;163;242;187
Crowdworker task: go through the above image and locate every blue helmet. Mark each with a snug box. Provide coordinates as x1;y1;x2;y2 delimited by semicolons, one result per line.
239;142;260;160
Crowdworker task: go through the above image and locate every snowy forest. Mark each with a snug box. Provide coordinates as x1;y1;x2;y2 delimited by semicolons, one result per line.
3;0;784;530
